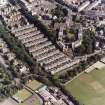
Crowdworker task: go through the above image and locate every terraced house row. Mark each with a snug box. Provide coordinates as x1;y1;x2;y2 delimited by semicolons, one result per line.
0;4;80;75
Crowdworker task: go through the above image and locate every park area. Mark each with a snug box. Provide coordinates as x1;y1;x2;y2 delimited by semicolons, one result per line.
65;68;105;105
12;80;43;105
19;94;41;105
26;80;42;91
13;88;32;103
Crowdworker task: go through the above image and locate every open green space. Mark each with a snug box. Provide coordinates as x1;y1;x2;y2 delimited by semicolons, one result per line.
14;89;32;102
65;68;105;105
19;94;41;105
26;80;42;91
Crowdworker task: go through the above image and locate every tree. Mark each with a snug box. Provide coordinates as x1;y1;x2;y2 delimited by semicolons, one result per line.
82;29;95;54
62;8;68;16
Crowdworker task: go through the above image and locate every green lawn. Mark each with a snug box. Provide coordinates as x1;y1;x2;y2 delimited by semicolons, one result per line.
14;89;32;102
65;68;105;105
26;80;42;91
19;94;41;105
20;100;40;105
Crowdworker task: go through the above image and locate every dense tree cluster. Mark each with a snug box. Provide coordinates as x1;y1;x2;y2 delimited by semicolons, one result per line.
51;5;68;18
74;29;96;56
0;63;17;101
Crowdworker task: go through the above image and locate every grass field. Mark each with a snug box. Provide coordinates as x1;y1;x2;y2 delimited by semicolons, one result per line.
19;94;41;105
26;80;42;91
14;89;32;102
65;68;105;105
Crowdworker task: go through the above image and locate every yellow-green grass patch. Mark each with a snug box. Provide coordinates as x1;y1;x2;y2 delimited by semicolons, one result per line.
14;89;32;102
26;80;42;91
19;94;41;105
65;68;105;105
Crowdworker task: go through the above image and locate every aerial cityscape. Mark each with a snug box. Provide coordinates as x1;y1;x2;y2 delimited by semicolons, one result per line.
0;0;105;105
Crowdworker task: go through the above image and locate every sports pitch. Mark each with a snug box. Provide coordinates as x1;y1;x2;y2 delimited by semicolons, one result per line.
13;88;32;102
26;80;42;91
65;68;105;105
19;94;41;105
